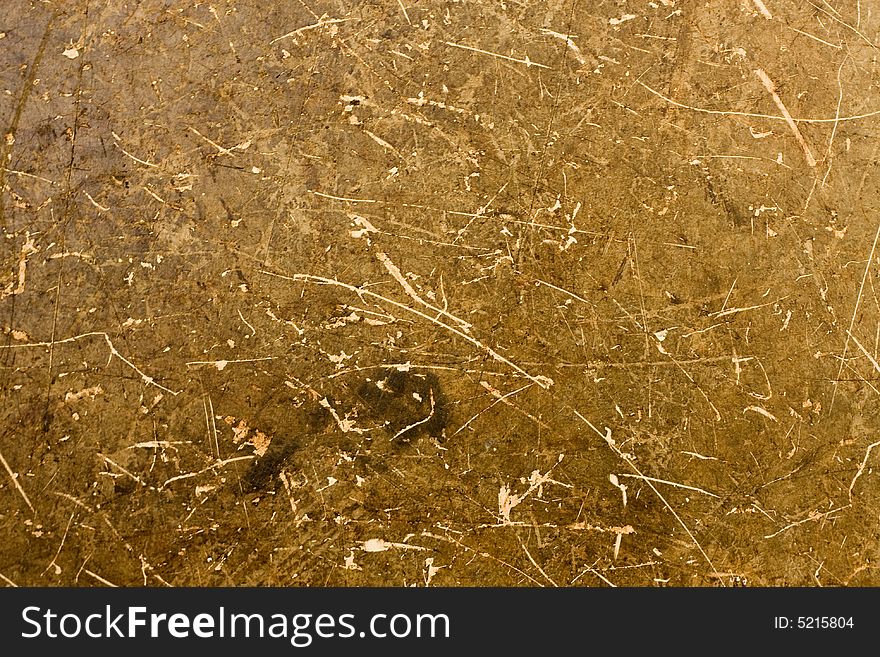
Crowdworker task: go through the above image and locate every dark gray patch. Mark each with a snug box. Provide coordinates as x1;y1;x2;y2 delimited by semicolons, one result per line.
356;369;449;442
242;437;297;492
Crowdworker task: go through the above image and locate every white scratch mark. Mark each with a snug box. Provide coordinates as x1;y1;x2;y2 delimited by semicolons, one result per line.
444;41;551;69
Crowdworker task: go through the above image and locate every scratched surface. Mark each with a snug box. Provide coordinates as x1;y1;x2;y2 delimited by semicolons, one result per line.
1;0;880;587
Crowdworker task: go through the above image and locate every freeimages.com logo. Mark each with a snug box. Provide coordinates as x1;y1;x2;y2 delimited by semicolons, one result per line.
21;605;451;646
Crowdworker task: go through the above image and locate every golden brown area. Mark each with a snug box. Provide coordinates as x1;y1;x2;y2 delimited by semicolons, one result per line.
1;0;879;587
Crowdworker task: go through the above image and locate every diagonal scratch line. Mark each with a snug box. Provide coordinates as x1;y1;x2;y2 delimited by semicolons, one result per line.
805;0;877;49
846;329;880;375
515;533;558;587
422;531;544;586
98;454;146;487
269;18;352;44
392;389;436;440
0;448;35;514
763;505;850;539
0;332;181;395
832;220;880;411
754;68;816;167
569;407;721;582
617;473;720;498
376;252;472;332
444;41;551;69
260;270;554;389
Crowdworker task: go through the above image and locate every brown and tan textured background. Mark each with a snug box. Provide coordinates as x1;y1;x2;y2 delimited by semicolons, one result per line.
2;0;880;586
